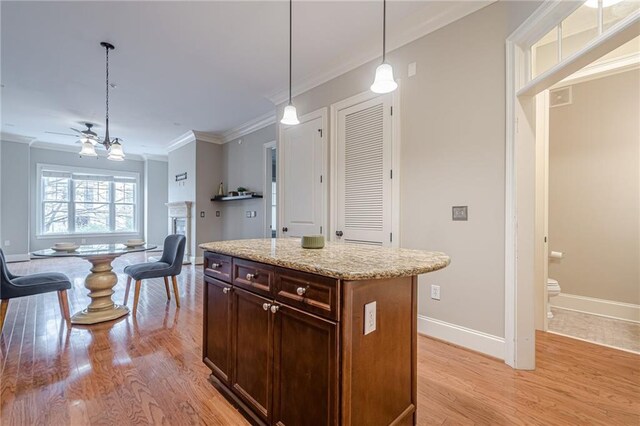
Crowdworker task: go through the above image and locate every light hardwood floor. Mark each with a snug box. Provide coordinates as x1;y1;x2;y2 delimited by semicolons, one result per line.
1;254;638;425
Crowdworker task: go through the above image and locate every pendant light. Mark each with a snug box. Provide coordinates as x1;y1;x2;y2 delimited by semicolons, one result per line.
280;0;300;125
79;41;126;160
370;0;398;94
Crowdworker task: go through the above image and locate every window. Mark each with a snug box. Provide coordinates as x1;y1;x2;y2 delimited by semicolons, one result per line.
38;165;139;236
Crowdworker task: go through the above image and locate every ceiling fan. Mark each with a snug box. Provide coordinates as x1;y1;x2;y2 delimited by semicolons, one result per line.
70;122;100;144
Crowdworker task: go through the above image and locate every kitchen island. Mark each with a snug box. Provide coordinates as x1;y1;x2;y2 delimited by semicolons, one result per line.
199;238;450;426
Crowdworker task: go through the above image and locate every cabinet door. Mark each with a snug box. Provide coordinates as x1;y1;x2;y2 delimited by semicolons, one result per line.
272;304;338;426
203;276;232;384
231;287;274;423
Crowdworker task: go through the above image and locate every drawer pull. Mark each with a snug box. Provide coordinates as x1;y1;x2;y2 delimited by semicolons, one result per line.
270;305;280;314
210;262;221;268
222;287;230;294
262;303;271;311
246;273;258;281
296;286;309;296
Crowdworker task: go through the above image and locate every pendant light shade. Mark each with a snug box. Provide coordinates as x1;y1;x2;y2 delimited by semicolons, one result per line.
370;63;398;94
79;139;98;157
107;138;125;161
281;104;300;125
371;0;397;94
280;0;300;125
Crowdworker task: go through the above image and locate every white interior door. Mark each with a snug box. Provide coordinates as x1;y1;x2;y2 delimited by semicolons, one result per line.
335;95;392;246
280;116;324;238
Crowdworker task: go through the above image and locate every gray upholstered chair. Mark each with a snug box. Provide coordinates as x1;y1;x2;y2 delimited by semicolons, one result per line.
123;234;186;314
0;249;71;330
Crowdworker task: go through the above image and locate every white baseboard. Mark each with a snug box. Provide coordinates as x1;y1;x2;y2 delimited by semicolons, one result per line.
551;293;640;323
417;315;505;360
6;253;30;263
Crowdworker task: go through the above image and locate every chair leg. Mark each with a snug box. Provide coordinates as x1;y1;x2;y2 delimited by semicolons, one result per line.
0;300;9;331
133;280;142;314
171;276;180;308
57;290;70;322
163;276;171;301
124;276;132;305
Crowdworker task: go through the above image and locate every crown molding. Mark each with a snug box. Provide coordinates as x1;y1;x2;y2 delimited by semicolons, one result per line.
266;1;494;105
166;130;223;153
221;110;276;143
142;153;169;162
0;132;36;144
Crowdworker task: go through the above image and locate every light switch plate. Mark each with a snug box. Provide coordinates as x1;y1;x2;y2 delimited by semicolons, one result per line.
452;206;468;221
216;211;221;217
408;62;417;77
364;301;377;335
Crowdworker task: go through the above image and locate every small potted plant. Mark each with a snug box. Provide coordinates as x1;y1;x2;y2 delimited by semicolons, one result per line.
237;187;248;196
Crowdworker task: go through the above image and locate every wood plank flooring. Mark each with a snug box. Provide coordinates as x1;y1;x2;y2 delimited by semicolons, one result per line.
1;253;638;425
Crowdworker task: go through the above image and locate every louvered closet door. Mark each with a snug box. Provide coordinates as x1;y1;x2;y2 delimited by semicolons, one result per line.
336;95;392;246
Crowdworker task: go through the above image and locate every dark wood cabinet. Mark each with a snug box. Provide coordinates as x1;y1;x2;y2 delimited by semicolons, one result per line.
203;251;418;426
203;276;232;384
230;287;274;423
272;304;338;426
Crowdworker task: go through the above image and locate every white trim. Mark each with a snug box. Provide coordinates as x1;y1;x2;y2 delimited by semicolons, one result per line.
0;132;36;144
417;315;505;360
142;154;168;162
266;2;494;105
222;111;276;144
551;294;640;323
551;52;640;89
328;85;401;247
262;141;277;239
166;130;223;153
5;253;30;263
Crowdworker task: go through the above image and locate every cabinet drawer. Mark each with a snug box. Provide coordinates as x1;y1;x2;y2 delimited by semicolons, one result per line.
233;258;275;298
204;252;232;283
275;268;339;321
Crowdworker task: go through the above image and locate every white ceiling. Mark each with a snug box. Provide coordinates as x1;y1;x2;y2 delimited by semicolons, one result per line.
1;1;490;156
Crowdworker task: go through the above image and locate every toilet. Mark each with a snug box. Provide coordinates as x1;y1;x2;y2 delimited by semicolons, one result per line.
547;278;561;319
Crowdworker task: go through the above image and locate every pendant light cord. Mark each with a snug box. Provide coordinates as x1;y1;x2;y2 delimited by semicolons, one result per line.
288;0;293;105
382;0;386;63
105;46;109;134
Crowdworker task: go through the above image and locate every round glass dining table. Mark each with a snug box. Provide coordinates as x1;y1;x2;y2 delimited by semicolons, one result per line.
32;244;157;325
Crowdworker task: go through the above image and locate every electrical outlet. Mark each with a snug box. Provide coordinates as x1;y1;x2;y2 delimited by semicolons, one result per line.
251;211;257;218
364;301;377;335
431;285;441;301
4;240;10;246
245;211;251;218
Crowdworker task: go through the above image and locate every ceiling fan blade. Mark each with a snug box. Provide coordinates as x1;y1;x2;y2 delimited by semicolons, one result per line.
45;131;78;137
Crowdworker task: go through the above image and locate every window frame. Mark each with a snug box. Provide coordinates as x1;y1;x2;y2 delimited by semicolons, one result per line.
36;163;141;238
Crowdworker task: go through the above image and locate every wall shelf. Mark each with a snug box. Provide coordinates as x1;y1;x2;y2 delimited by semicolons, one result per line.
211;194;263;202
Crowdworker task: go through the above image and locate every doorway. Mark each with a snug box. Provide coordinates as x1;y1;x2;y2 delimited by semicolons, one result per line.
506;1;639;368
263;141;277;238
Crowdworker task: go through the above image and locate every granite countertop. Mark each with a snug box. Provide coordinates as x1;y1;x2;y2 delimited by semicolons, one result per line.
199;238;450;280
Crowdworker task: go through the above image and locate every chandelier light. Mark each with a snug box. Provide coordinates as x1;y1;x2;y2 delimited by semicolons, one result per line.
280;0;300;125
370;0;398;94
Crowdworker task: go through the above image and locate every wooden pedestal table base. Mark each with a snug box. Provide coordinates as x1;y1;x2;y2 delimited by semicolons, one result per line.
71;255;129;325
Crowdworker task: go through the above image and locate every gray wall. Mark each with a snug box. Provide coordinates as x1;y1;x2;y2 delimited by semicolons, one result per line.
145;159;169;247
28;147;146;251
0;141;30;256
195;140;224;258
276;1;541;338
221;124;276;240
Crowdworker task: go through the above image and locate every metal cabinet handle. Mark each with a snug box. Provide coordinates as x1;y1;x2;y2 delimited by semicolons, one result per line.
246;273;255;281
222;287;230;294
211;262;221;268
270;305;279;314
335;230;343;237
296;286;308;296
282;227;288;233
262;303;271;311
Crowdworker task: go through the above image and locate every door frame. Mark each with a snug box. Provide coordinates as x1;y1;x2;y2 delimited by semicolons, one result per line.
277;107;328;238
329;85;401;247
505;1;639;369
263;141;277;238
